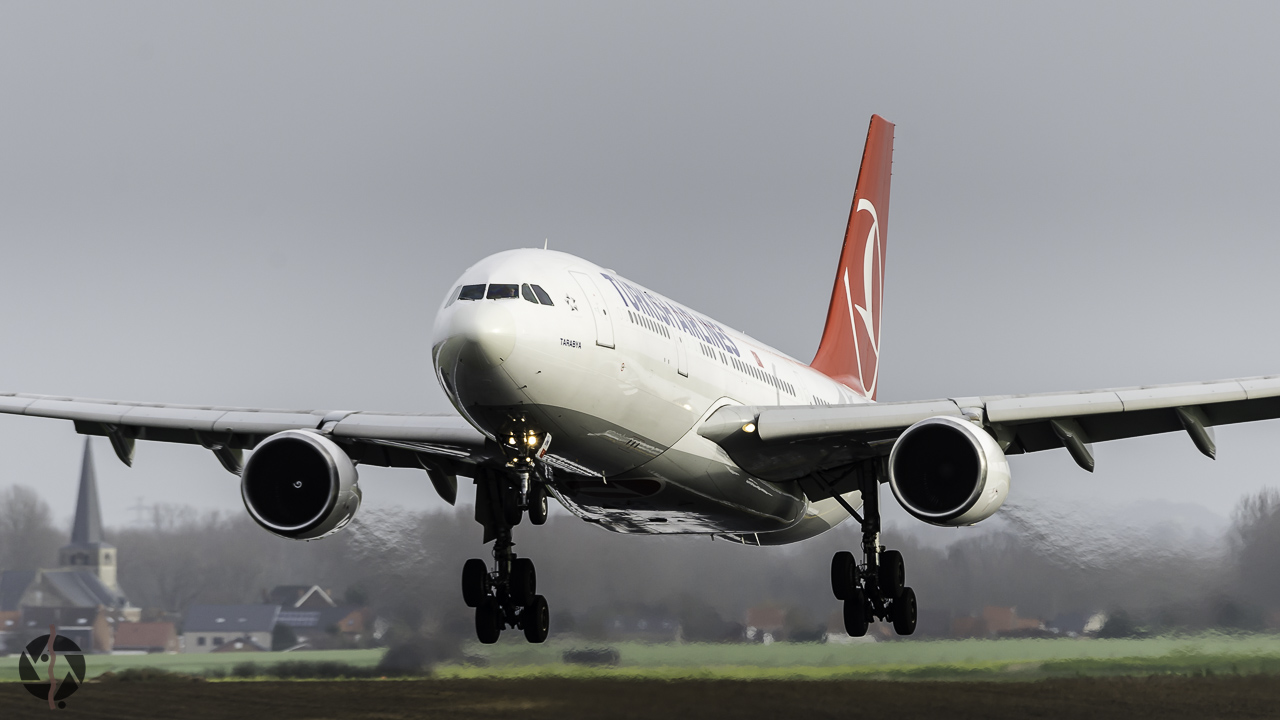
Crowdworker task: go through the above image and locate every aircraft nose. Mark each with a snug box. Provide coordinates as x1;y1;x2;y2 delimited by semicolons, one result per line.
451;301;517;368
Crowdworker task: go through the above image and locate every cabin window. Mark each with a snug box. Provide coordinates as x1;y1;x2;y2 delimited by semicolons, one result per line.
531;284;554;306
459;284;486;301
487;284;520;300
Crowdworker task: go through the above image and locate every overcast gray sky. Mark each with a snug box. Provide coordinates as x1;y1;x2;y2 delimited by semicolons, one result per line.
2;2;1278;538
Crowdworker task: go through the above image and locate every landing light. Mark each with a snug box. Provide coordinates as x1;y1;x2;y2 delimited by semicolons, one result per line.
526;434;540;447
742;423;757;434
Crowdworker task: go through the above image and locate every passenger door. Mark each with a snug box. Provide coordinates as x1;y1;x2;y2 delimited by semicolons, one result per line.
569;271;615;349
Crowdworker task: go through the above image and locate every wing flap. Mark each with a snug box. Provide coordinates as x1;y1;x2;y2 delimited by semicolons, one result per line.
0;395;37;414
1113;380;1247;412
757;400;962;442
23;398;136;425
1239;376;1280;398
331;412;488;445
986;391;1124;423
115;405;226;430
210;410;328;435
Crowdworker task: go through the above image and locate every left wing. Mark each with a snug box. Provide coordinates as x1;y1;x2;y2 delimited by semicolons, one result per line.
0;393;495;504
698;375;1280;489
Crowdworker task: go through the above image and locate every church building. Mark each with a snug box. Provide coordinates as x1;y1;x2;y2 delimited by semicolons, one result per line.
4;439;138;652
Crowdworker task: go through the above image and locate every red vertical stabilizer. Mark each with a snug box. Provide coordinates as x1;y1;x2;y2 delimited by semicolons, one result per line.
809;114;894;399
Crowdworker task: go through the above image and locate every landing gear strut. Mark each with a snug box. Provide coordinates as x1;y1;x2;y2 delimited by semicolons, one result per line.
462;462;552;644
829;468;917;637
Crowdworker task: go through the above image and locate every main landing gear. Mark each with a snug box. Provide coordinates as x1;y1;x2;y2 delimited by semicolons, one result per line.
829;469;917;637
463;460;552;644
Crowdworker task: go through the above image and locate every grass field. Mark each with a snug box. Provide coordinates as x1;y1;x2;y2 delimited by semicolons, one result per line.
441;633;1280;680
0;648;383;682
8;634;1280;682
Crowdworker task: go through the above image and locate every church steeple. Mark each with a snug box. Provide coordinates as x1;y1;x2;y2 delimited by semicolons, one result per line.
58;438;119;592
70;438;104;545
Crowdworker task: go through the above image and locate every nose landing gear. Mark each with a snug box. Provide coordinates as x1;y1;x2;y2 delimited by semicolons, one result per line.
462;537;550;644
463;463;552;644
828;467;917;637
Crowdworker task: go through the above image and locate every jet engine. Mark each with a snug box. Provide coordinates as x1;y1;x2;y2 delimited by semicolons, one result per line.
887;415;1009;527
240;429;362;540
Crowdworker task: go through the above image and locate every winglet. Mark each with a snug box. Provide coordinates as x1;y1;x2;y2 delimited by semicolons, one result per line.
810;114;894;399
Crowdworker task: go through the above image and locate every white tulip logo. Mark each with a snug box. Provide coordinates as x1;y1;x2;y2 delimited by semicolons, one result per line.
841;198;882;397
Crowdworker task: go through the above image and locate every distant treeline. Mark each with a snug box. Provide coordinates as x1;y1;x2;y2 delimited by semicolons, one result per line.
4;484;1280;640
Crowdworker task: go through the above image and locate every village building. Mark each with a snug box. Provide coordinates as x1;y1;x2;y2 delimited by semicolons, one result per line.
181;604;279;653
209;636;269;653
0;570;36;653
270;584;370;647
266;584;337;610
950;606;1045;638
600;612;681;643
113;621;179;653
744;605;787;643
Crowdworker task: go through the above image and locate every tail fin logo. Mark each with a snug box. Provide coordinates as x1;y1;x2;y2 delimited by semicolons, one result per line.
809;113;892;399
842;198;883;397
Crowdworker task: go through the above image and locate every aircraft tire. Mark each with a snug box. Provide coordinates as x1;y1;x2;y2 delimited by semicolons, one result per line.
892;587;918;636
511;557;537;606
831;551;856;600
462;558;489;608
476;597;502;644
522;595;550;643
843;589;869;637
879;550;905;599
529;484;549;525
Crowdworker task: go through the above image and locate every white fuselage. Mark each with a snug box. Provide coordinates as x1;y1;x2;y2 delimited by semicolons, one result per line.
431;249;868;543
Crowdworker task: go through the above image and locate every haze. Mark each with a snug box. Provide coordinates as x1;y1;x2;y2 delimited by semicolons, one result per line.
1;2;1278;542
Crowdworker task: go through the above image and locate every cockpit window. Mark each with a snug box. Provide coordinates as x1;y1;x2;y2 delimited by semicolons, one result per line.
457;282;551;304
444;285;462;308
486;283;520;300
458;284;486;301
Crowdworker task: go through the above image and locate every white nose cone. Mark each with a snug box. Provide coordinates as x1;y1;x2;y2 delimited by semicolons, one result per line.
452;301;517;367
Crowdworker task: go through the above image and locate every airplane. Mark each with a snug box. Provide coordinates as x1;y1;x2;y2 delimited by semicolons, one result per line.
6;114;1280;644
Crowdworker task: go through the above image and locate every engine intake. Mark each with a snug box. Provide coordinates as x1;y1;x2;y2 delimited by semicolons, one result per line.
887;415;1009;526
240;429;362;540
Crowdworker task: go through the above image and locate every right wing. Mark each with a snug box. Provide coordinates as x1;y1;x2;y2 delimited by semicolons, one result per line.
0;393;498;504
698;375;1280;494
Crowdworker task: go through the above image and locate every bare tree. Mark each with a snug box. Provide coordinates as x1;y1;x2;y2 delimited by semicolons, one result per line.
114;505;277;611
0;485;61;571
1231;487;1280;610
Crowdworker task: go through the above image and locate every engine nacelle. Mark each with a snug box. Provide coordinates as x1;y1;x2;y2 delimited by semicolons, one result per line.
240;429;362;540
887;415;1010;527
